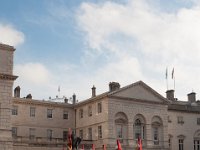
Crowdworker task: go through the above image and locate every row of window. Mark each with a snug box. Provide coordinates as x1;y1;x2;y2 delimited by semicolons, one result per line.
79;125;102;140
168;116;200;125
12;106;69;119
168;138;200;150
79;102;102;119
12;126;103;141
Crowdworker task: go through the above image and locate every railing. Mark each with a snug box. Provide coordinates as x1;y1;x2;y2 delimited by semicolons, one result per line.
13;136;66;146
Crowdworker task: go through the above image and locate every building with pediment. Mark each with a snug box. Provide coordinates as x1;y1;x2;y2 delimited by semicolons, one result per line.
1;43;200;150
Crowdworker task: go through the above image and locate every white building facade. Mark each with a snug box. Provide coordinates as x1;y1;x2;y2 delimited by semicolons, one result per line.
0;43;200;150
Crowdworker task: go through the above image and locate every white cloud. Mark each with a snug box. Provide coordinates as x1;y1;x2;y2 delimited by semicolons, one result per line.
76;0;200;100
14;63;51;85
0;23;24;46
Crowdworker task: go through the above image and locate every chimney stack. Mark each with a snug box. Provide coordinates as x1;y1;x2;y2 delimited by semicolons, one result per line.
109;82;120;92
64;98;68;103
14;86;20;98
188;92;196;103
26;94;32;99
166;90;175;101
72;93;76;104
92;85;96;97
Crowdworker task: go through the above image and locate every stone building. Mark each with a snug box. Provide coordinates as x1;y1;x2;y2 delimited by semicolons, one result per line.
0;43;200;150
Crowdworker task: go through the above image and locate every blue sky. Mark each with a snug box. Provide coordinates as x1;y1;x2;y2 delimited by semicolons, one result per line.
1;0;200;101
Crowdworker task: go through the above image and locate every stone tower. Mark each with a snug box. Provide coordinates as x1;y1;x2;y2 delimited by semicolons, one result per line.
0;43;17;149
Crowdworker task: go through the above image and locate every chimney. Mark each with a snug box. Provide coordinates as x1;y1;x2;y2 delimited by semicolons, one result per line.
166;90;175;101
92;85;96;97
64;98;68;103
14;86;20;98
188;92;196;103
26;94;32;99
72;93;76;104
109;82;120;92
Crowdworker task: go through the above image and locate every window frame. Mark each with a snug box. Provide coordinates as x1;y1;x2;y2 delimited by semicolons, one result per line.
88;105;92;117
97;102;102;114
30;107;36;117
98;125;102;139
12;127;17;138
12;106;18;115
47;109;53;119
178;139;184;150
63;110;68;119
88;128;92;140
29;128;35;140
79;109;83;118
47;129;53;141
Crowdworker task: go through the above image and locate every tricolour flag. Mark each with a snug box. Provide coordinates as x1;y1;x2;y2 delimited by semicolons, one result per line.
103;144;106;150
138;137;143;150
92;144;95;150
117;139;122;150
67;128;72;150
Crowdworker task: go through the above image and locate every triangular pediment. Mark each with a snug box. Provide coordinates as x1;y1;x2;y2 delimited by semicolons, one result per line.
109;81;167;103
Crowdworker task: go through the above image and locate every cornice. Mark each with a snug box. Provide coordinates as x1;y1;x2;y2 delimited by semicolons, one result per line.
0;43;15;51
13;98;74;108
108;95;167;106
0;73;18;81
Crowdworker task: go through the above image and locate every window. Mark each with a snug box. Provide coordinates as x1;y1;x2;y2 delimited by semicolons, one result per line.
134;119;145;139
98;126;102;139
178;116;184;124
63;131;68;141
29;128;35;140
168;116;172;123
79;109;83;118
88;128;92;140
88;105;92;117
30;107;35;117
47;109;53;118
153;127;159;145
12;106;18;115
47;129;53;141
79;130;83;139
97;102;102;113
179;139;184;150
197;118;200;125
63;110;68;119
12;127;17;138
117;124;123;138
194;140;200;150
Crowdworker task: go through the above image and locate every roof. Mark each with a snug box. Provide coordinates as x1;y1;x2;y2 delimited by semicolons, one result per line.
75;80;170;107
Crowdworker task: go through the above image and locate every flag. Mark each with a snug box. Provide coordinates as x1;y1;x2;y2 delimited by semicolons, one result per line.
92;144;95;150
137;137;142;150
103;144;106;150
67;128;72;150
117;139;122;150
165;67;168;79
172;68;174;79
63;144;66;150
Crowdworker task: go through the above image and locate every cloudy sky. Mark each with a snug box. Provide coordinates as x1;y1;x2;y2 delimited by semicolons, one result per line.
1;0;200;102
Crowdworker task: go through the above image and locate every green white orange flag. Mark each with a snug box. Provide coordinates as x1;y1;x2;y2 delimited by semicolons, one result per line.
137;137;142;150
117;139;122;150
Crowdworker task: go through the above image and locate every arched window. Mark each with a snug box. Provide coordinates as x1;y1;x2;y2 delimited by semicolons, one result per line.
194;130;200;150
134;114;145;140
151;116;163;146
115;112;128;143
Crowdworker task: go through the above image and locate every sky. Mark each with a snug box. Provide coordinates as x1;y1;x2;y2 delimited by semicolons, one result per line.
1;0;200;102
